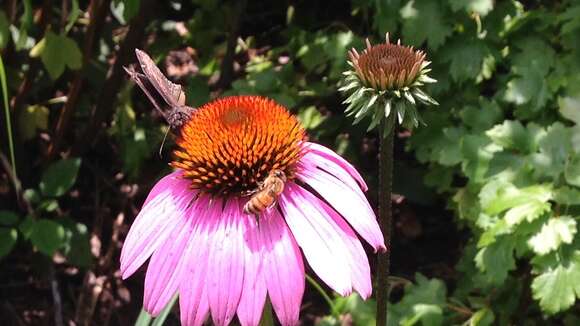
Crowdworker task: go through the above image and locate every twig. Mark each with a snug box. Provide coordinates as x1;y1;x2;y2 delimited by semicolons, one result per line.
376;117;395;326
48;0;111;159
0;150;33;215
74;0;155;154
216;0;247;89
49;264;64;326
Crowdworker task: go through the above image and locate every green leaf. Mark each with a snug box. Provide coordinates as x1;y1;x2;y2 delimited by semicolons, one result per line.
475;236;516;285
559;5;580;35
468;308;495;326
559;96;580;153
532;251;580;314
565;153;580;187
298;106;325;130
0;228;17;258
449;0;494;16
504;200;551;226
531;123;571;179
438;128;463;166
40;158;82;197
18;105;49;140
528;217;577;255
0;10;10;49
441;37;488;83
554;187;580;206
480;181;552;216
461;135;501;182
389;274;447;326
63;222;92;267
29;219;66;256
0;210;19;226
333;294;376;326
459;100;502;132
29;31;82;79
400;0;452;50
486;120;531;152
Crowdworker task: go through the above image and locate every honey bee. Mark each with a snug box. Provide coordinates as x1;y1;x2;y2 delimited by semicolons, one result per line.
243;169;287;215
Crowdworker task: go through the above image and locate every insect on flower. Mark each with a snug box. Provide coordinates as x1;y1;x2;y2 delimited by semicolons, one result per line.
120;95;386;326
124;49;195;130
243;169;287;215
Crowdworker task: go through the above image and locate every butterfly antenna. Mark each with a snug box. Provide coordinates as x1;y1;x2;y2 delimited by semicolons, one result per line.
158;126;170;158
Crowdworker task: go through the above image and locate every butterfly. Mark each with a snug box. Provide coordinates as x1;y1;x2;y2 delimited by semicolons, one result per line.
124;49;195;131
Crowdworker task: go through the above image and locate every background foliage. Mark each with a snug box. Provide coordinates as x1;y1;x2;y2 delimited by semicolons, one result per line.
1;0;580;325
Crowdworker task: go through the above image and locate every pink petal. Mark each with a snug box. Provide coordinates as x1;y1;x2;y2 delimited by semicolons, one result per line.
302;142;368;191
120;172;197;278
207;198;245;326
279;183;352;296
237;214;267;326
179;197;214;326
315;193;372;299
297;167;385;252
143;197;209;315
260;208;305;326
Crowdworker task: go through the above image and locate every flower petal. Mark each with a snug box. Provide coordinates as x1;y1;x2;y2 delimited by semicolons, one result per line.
297;167;385;252
315;192;372;299
237;213;267;326
143;197;208;315
207;198;245;326
279;183;352;296
302;142;367;191
261;208;304;326
120;172;197;279
179;197;213;326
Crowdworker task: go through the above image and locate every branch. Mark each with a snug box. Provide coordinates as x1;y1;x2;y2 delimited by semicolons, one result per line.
48;0;111;159
74;0;155;155
216;0;247;89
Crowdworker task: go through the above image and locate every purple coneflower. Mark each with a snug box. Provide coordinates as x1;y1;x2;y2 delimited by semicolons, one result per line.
120;95;385;326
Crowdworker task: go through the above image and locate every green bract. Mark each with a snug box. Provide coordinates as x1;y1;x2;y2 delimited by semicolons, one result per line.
339;35;438;136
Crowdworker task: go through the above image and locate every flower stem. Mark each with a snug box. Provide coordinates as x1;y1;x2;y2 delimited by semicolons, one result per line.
306;274;337;316
376;118;394;326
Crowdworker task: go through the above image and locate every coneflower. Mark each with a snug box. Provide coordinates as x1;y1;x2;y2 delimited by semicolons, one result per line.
339;35;438;326
340;34;438;136
120;95;385;326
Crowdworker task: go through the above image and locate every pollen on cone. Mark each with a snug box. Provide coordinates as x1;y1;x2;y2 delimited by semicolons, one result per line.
171;95;305;195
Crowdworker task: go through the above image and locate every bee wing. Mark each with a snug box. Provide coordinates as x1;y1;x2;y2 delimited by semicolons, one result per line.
123;66;167;120
134;49;186;108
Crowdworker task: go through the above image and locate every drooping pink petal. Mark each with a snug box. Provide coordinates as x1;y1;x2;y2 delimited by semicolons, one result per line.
302;142;368;191
237;213;267;326
143;196;209;315
260;208;305;326
279;183;352;296
297;167;385;252
206;198;245;326
299;152;363;197
314;192;372;299
179;197;214;326
120;172;197;279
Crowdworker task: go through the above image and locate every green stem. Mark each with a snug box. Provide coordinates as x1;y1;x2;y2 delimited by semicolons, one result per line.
0;55;16;179
306;274;337;316
376;117;394;326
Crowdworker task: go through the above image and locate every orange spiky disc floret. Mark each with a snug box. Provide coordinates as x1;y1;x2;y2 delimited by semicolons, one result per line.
171;95;305;195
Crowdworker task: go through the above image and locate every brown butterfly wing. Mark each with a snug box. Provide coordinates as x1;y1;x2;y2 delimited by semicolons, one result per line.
123;66;167;119
134;49;186;107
